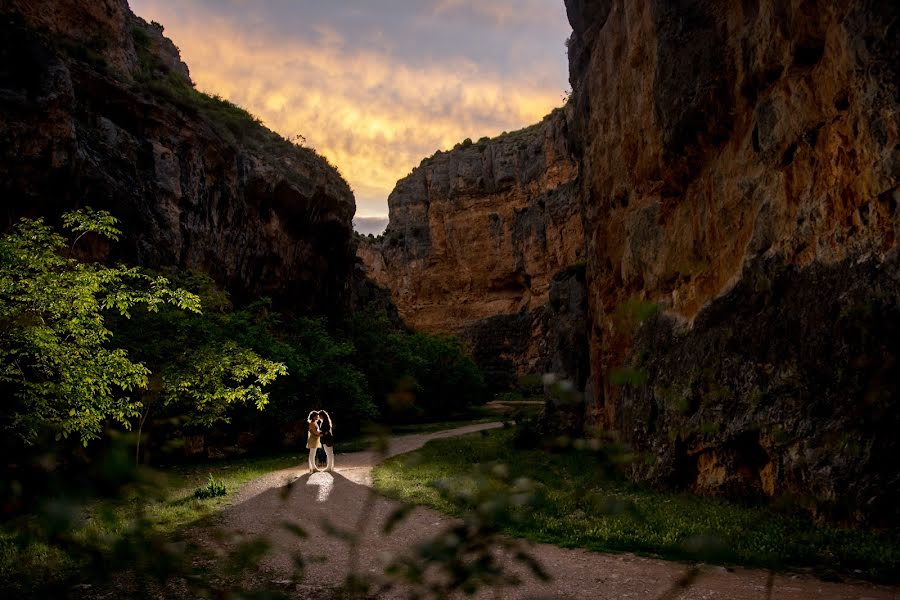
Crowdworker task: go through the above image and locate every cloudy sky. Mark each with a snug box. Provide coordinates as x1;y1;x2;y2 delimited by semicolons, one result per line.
130;1;572;233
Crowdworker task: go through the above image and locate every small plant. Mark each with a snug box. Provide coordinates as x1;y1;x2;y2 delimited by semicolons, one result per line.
194;474;227;499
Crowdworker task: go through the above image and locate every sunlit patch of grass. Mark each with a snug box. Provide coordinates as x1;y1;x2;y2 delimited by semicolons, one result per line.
373;428;900;583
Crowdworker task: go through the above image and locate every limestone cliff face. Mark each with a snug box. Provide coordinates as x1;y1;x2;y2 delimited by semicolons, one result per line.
565;0;899;523
359;109;585;386
0;0;356;312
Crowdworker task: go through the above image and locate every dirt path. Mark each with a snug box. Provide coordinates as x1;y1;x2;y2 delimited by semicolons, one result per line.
222;423;897;599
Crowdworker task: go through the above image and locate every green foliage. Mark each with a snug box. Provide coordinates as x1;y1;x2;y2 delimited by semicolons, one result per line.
609;366;648;387
114;279;374;436
617;298;660;325
0;438;305;598
1;425;542;598
54;32;109;71
374;429;900;582
349;306;487;420
380;459;547;596
0;210;200;446
193;473;227;499
61;206;121;242
162;341;286;428
247;312;378;426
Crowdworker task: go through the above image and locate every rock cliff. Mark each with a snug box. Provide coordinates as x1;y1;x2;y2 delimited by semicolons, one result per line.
565;0;898;523
359;109;585;387
0;0;356;312
363;0;897;523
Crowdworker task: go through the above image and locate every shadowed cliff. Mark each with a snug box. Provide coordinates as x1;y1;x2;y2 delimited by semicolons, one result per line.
564;0;898;524
0;0;356;313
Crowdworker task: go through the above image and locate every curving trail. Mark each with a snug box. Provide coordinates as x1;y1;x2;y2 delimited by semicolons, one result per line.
220;423;897;599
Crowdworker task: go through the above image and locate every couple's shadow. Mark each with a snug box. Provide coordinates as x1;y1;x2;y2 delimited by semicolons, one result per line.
222;468;408;584
227;468;382;533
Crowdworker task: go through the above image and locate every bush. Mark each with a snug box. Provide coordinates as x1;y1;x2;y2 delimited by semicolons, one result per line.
193;474;226;499
348;306;487;421
113;274;375;442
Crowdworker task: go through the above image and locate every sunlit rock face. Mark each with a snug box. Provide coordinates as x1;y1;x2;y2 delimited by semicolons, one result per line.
0;0;356;312
358;109;586;388
565;0;898;524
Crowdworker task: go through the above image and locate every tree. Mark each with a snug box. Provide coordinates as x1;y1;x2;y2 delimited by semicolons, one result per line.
0;209;286;448
349;305;487;420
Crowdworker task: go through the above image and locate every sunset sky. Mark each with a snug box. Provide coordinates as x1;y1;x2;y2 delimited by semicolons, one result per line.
129;0;572;233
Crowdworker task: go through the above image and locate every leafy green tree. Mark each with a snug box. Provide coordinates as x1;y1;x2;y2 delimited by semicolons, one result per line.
196;298;378;429
0;210;200;446
110;277;289;440
393;331;487;418
160;341;287;429
113;276;373;444
349;306;487;420
0;210;289;453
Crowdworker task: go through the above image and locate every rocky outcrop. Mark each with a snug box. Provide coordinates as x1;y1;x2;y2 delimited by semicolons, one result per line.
0;0;356;312
359;109;585;387
565;0;899;523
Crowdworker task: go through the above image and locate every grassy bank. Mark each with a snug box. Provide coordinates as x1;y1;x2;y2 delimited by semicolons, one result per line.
0;449;305;595
372;428;900;583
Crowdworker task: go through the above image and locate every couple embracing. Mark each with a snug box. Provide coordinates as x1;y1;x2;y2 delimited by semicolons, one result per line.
306;410;335;473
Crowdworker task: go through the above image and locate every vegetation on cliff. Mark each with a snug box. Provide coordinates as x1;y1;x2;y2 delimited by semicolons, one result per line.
129;20;339;175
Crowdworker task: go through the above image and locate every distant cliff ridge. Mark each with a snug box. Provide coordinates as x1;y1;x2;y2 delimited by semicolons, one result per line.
0;0;356;312
358;108;586;388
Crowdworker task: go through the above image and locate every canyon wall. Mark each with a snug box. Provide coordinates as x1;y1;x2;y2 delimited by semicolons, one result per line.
565;0;898;523
0;0;356;312
359;109;586;387
363;0;897;523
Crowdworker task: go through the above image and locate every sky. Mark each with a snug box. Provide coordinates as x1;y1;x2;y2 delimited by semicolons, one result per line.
129;1;572;233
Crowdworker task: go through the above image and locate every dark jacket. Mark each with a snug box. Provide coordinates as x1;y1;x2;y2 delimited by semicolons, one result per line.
320;420;334;446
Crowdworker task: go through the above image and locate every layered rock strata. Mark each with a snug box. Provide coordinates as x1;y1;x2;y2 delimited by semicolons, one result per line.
565;0;899;523
0;0;356;312
359;109;585;387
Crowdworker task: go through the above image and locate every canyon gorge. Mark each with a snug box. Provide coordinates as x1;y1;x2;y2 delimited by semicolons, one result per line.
1;0;897;525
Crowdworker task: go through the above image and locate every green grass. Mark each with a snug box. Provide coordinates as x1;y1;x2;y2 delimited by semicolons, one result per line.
0;449;307;594
372;428;900;583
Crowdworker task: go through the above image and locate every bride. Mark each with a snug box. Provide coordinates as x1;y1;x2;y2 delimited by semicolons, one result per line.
306;410;322;474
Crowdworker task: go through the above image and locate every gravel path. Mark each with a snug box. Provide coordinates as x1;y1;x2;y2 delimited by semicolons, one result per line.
221;423;897;599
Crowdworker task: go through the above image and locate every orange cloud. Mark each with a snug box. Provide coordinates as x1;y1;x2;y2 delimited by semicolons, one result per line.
131;2;568;218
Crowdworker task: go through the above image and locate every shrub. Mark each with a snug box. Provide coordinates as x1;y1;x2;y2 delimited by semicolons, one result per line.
193;474;227;499
113;275;377;442
348;306;487;421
